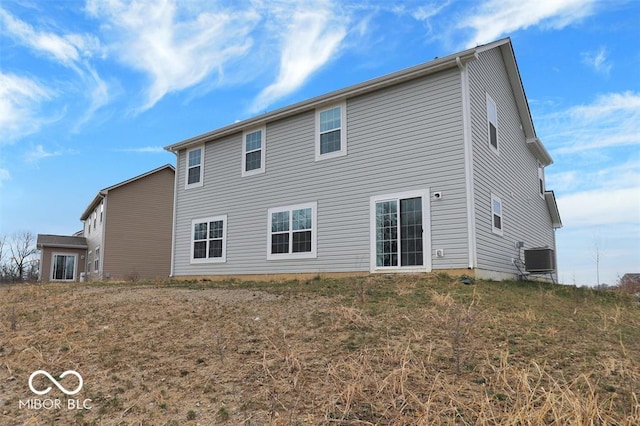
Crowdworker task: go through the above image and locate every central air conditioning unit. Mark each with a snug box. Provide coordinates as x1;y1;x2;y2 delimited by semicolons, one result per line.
524;248;556;273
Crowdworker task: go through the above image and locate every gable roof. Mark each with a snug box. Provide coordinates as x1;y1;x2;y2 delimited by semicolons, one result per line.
80;164;175;221
164;38;552;166
37;234;87;249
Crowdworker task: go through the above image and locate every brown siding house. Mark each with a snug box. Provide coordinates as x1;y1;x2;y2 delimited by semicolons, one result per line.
37;234;88;282
37;164;175;282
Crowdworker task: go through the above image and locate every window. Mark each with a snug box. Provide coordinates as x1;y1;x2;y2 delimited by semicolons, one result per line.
186;146;204;188
491;193;503;235
538;164;545;197
370;191;430;271
242;127;265;176
267;202;317;259
191;215;227;263
486;94;498;152
100;202;104;223
93;211;97;229
316;103;346;160
94;247;100;271
52;254;76;281
87;251;92;272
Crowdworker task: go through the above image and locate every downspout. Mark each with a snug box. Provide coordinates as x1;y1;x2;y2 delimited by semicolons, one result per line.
169;150;179;278
457;56;478;270
99;193;106;281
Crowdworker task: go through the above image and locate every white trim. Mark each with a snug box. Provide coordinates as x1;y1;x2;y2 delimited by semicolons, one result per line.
190;215;227;264
51;252;78;282
486;93;499;154
369;189;431;273
169;152;179;276
315;102;347;161
459;61;477;269
185;145;204;189
267;202;317;260
241;126;266;177
491;193;504;236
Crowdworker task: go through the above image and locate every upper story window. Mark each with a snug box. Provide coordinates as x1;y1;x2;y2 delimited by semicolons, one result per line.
267;202;317;260
538;164;545;197
491;193;503;236
94;247;100;271
242;127;265;176
486;94;498;153
186;146;204;189
100;202;104;223
191;215;227;263
316;103;347;161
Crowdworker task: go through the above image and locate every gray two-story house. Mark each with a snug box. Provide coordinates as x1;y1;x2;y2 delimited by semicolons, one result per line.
165;38;562;281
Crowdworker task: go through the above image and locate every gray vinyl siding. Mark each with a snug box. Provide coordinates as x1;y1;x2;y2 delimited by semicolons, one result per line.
172;67;469;276
468;49;556;275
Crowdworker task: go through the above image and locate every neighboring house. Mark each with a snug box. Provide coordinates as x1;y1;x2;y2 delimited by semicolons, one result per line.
165;38;562;281
37;234;88;282
37;164;175;282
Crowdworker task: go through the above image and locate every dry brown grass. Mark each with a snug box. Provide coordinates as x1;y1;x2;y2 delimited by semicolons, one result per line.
0;275;639;425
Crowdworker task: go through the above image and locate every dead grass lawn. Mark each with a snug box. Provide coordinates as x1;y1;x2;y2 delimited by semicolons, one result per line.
1;275;639;425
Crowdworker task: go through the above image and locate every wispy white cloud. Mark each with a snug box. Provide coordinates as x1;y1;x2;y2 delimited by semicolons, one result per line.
116;146;166;154
458;0;597;47
250;3;348;113
557;187;639;227
0;7;108;131
541;91;640;155
581;46;612;76
411;1;451;35
0;73;55;142
86;0;258;112
24;144;63;164
0;168;10;187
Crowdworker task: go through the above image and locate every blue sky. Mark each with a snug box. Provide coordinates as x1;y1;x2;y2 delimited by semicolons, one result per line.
0;0;638;286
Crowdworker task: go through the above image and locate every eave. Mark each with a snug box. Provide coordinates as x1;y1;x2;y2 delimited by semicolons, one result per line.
80;164;175;221
544;190;563;229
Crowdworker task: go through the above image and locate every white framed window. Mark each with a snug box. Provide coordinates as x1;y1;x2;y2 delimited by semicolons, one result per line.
242;127;266;176
185;146;204;189
370;190;431;272
191;215;227;263
538;164;545;197
87;251;92;272
315;103;347;161
51;253;77;281
267;202;317;260
94;247;100;271
491;193;503;236
486;93;498;153
100;202;104;223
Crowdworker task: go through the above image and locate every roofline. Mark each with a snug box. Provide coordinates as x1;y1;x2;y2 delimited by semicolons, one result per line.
544;190;563;229
80;164;175;220
487;40;553;165
37;242;88;250
163;37;552;164
164;44;486;153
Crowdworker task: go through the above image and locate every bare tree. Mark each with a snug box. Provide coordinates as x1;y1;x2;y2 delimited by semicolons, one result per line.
9;231;37;282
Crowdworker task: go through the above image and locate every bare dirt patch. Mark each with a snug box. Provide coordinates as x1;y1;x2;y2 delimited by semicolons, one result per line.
1;276;639;424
